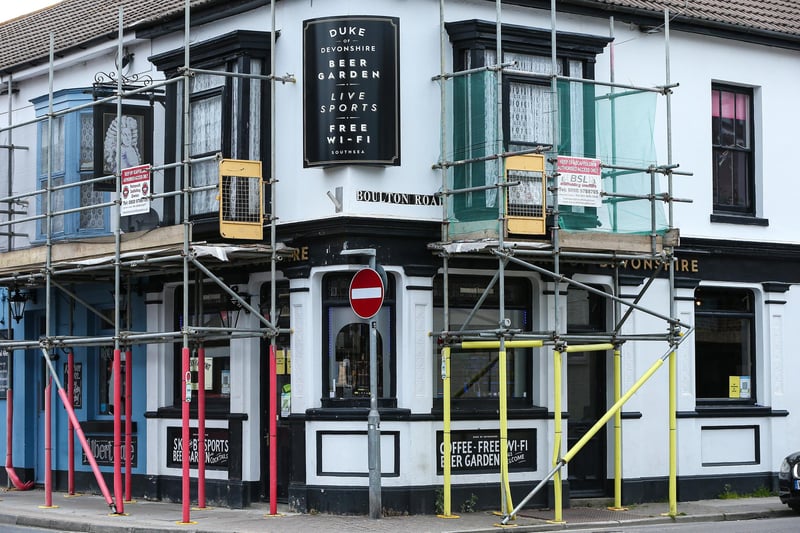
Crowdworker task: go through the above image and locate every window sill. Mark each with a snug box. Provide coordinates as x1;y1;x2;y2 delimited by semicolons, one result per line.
678;405;788;418
306;406;410;421
319;397;397;409
431;405;548;420
710;213;769;226
146;407;246;420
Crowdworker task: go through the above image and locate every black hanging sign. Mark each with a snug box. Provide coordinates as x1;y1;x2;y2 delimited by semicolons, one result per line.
303;16;400;167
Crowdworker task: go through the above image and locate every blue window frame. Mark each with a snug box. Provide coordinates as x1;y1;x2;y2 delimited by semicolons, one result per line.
32;89;108;240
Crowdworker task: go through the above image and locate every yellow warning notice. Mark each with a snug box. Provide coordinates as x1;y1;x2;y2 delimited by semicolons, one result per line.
729;376;740;399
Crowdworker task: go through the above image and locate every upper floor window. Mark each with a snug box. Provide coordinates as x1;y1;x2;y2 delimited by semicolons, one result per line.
33;91;109;239
711;84;754;216
445;21;609;229
694;287;756;405
151;30;270;225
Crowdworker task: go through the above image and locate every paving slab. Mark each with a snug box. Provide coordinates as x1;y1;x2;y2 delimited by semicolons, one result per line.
0;489;793;533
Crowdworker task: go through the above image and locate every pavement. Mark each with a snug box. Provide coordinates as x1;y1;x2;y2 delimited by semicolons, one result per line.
0;488;794;533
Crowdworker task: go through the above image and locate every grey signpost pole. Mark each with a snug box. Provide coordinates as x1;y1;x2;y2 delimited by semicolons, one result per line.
368;310;381;518
341;248;382;519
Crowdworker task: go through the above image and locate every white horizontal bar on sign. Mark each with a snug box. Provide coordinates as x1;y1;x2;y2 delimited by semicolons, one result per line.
352;287;382;299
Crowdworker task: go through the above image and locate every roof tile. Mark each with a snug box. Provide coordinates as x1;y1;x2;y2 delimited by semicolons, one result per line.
2;0;800;73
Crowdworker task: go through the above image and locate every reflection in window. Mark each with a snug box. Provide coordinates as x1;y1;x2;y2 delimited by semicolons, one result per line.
433;275;533;408
40;115;65;174
191;347;231;399
711;85;754;215
333;323;383;398
323;272;395;404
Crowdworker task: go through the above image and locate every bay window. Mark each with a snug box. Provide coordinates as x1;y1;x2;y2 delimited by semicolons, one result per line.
34;90;109;239
445;20;609;230
150;30;269;226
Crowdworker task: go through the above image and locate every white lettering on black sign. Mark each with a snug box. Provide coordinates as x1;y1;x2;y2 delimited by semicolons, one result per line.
81;435;137;467
166;427;229;470
303;16;400;166
435;429;536;475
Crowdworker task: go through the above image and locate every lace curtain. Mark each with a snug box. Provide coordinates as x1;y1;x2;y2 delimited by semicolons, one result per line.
189;61;262;216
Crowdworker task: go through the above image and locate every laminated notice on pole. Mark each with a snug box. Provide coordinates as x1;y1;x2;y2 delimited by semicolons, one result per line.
556;156;602;207
120;164;151;216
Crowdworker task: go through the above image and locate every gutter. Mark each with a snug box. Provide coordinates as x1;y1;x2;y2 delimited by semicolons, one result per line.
500;0;800;51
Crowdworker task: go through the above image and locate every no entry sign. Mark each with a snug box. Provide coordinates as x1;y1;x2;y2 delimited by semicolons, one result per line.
349;268;384;319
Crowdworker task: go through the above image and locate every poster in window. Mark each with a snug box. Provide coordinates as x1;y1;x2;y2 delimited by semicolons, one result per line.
93;104;153;191
303;16;400;167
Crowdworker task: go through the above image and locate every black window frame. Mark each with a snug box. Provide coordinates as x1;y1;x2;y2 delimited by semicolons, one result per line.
694;286;757;406
150;30;272;225
445;20;609;228
321;271;397;409
432;274;535;412
171;284;240;412
446;21;609;153
711;83;755;216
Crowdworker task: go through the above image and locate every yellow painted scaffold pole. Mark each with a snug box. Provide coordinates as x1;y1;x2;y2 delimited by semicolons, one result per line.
438;346;459;519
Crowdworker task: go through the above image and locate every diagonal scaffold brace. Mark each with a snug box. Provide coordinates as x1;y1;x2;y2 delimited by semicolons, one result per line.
500;333;692;525
39;345;119;514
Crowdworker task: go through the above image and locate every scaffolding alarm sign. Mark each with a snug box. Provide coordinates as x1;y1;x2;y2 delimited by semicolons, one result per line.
557;156;602;207
120;164;150;216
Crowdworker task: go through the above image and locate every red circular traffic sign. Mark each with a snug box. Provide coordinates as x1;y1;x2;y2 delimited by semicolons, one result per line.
349;268;384;319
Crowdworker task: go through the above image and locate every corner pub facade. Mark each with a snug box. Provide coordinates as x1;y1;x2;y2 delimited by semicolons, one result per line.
1;0;800;516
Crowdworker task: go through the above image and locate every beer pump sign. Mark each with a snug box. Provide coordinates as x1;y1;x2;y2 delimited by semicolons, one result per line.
303;16;400;167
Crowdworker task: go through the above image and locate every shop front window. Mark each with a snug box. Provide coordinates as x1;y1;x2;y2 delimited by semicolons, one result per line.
322;272;395;407
695;287;756;404
173;285;234;410
433;275;534;410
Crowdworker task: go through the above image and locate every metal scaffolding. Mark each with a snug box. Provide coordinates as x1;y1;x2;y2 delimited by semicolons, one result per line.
433;0;693;524
0;0;292;523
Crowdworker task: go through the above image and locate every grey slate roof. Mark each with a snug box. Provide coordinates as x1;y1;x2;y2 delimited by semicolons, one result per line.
0;0;216;73
2;0;800;73
584;0;800;37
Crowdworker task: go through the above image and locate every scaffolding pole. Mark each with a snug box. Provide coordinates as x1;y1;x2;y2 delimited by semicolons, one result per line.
0;0;292;522
432;0;689;525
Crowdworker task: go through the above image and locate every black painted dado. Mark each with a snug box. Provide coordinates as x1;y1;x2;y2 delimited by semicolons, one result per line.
145;474;257;509
620;471;776;505
289;480;552;515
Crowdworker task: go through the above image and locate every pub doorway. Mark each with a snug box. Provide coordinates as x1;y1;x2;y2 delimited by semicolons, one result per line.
260;280;291;503
566;286;609;496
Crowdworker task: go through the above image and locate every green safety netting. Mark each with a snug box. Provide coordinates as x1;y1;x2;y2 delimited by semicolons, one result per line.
438;70;669;240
